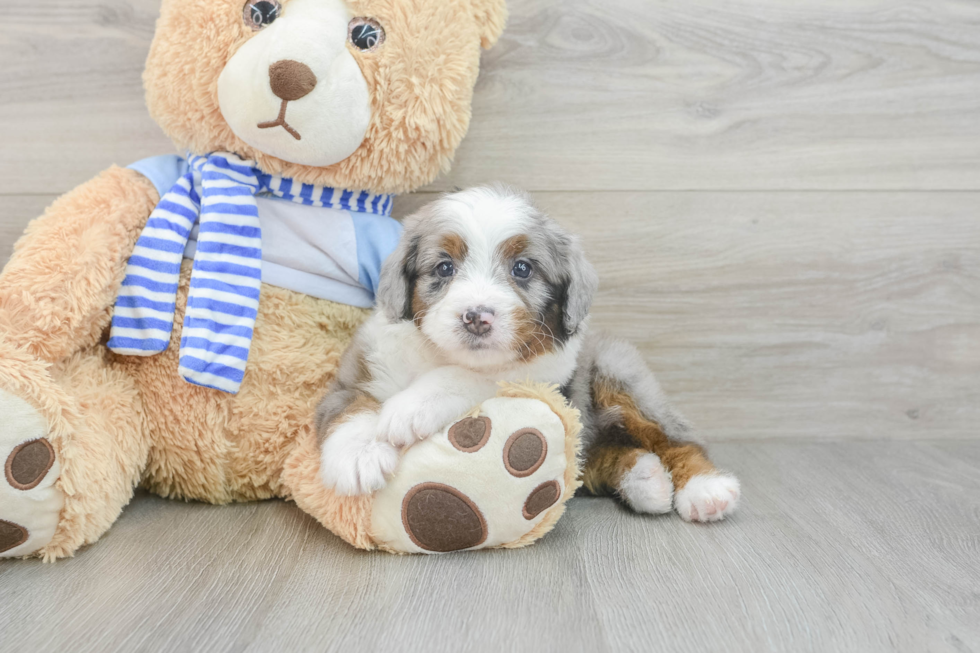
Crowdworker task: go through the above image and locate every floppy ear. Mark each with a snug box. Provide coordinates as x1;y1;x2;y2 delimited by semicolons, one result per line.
472;0;508;49
376;220;422;322
558;234;598;338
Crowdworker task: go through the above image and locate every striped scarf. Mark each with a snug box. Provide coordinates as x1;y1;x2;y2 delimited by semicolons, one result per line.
107;152;393;394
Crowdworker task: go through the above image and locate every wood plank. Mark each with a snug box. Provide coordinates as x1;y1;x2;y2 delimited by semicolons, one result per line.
0;1;172;195
396;190;980;440
445;0;980;191
3;190;978;440
1;440;978;652
2;0;980;195
0;195;55;261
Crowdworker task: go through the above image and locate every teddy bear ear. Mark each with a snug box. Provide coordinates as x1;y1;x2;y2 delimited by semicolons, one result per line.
473;0;508;49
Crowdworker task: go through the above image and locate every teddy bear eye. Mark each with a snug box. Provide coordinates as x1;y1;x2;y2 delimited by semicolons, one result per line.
243;0;281;31
348;18;385;51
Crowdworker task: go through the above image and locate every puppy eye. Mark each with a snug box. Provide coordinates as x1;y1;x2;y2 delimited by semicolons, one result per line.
512;260;533;279
243;0;281;30
348;18;385;51
436;261;455;278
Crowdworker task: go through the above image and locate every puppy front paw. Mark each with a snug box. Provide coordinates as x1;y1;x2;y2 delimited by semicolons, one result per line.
377;392;456;449
319;412;399;496
674;473;740;522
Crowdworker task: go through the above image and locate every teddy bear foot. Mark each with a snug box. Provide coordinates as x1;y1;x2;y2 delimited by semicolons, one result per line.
0;388;64;558
370;397;572;553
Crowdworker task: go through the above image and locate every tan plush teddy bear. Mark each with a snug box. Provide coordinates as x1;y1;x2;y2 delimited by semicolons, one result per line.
0;0;592;560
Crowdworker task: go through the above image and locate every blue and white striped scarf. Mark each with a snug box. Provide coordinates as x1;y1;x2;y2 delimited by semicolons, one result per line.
107;152;393;394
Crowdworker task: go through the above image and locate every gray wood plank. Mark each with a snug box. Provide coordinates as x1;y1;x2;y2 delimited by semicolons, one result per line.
1;441;978;652
4;190;978;441
396;190;980;440
446;0;980;192
0;195;54;261
3;0;980;195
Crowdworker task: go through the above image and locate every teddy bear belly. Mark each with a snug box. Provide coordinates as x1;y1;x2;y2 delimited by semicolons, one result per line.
111;262;370;504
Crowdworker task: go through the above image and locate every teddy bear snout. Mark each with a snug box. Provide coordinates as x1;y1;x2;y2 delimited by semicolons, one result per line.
268;59;317;102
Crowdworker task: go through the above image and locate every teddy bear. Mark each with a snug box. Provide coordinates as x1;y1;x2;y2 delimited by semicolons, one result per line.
0;0;594;560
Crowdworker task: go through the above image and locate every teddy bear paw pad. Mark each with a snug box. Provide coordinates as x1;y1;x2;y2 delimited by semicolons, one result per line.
372;397;568;553
0;389;64;558
401;483;488;552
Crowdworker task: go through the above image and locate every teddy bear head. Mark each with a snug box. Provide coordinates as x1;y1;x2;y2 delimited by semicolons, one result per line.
143;0;506;194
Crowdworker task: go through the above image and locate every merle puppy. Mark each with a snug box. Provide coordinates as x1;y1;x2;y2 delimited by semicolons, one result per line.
316;185;739;522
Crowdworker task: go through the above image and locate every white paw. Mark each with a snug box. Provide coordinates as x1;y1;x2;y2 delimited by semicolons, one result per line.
319;412;399;496
0;389;64;558
376;391;454;449
618;453;674;514
675;473;740;523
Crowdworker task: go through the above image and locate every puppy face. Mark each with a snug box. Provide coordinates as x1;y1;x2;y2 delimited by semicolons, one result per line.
378;186;598;369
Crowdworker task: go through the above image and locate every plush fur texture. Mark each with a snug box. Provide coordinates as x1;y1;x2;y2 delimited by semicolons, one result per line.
0;0;517;560
145;0;507;193
0;168;158;363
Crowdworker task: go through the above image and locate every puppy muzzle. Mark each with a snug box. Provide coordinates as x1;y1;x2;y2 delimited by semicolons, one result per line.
462;306;495;337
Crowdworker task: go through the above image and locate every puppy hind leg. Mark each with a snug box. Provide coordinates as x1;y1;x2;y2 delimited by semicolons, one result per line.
592;382;740;522
583;446;674;515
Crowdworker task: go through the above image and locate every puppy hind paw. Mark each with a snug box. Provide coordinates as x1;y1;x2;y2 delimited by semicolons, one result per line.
618;453;674;515
674;473;740;523
319;413;399;496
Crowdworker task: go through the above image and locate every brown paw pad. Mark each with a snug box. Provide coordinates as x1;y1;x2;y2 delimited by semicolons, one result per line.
0;519;29;554
503;428;547;478
5;438;56;491
523;480;561;520
448;416;491;453
401;483;488;552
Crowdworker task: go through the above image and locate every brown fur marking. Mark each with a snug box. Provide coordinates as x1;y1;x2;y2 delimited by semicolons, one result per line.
592;382;716;491
411;284;429;327
440;233;468;262
498;234;528;261
582;446;642;496
511;306;556;362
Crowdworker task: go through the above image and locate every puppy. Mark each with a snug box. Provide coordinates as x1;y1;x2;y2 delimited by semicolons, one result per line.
317;185;740;522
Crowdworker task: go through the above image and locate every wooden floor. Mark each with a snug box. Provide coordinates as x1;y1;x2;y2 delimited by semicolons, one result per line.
2;440;979;652
1;1;979;651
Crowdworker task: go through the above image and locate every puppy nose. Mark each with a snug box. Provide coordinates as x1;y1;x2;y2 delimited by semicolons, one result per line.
462;307;495;336
268;60;317;102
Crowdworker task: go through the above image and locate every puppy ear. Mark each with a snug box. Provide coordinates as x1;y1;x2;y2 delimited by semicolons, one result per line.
376;224;421;322
472;0;508;49
557;233;598;338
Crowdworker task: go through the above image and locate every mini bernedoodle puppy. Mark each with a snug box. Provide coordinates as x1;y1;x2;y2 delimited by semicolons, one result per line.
317;185;740;522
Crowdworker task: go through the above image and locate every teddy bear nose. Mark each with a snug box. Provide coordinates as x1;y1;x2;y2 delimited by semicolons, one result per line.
268;60;318;102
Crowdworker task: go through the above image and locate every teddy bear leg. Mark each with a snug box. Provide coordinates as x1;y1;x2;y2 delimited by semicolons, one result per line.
0;341;150;560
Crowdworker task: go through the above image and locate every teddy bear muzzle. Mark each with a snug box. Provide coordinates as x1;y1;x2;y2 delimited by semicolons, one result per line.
257;59;318;140
216;0;372;167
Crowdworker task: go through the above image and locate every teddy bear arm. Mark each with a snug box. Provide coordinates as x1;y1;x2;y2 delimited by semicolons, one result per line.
0;167;158;363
